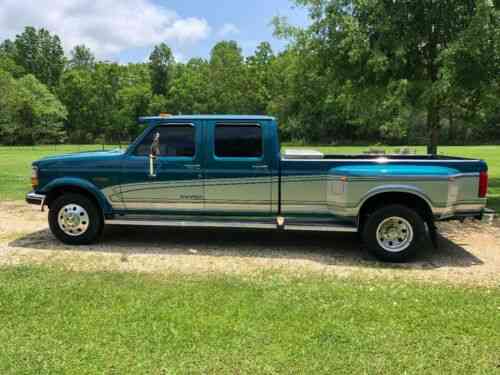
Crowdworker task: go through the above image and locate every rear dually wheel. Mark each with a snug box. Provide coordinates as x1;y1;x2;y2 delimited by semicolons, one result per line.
362;204;426;262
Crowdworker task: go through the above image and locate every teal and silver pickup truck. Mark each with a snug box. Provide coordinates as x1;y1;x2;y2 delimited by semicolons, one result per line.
27;115;492;262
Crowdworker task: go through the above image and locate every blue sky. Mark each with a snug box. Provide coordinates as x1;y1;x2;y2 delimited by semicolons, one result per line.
0;0;310;64
120;0;310;63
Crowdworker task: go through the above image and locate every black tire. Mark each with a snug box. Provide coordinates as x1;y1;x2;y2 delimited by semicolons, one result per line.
362;204;426;262
49;193;103;245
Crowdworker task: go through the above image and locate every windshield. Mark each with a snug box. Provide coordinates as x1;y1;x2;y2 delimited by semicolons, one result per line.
125;122;151;154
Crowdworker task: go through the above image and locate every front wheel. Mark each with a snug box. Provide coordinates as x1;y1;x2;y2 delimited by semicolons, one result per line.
49;193;103;245
362;205;426;262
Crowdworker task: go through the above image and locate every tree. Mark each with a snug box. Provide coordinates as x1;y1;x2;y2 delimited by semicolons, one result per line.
0;39;25;78
148;43;174;96
114;63;153;141
69;45;96;70
246;42;275;114
439;1;500;142
209;41;247;113
58;68;95;143
13;27;65;89
59;60;154;144
89;63;123;142
17;75;67;144
0;39;16;55
169;58;210;114
0;69;22;143
0;55;24;79
280;0;500;153
0;70;66;145
148;94;169;117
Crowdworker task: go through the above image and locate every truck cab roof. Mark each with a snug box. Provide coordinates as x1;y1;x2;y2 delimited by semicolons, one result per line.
139;115;275;124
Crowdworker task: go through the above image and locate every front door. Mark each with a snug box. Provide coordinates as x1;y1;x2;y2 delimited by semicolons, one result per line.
204;121;272;215
120;122;204;213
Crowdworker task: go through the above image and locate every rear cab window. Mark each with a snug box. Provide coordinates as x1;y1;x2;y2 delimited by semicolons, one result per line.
214;124;262;158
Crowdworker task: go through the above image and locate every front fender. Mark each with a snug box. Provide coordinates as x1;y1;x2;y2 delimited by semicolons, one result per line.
40;177;113;214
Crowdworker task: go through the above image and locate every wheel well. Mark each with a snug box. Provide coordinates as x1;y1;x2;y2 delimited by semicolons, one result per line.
358;192;433;227
45;186;102;213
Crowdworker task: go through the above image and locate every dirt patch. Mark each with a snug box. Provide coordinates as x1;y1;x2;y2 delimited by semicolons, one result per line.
1;201;499;286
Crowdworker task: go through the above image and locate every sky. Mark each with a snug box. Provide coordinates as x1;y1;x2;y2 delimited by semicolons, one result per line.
0;0;310;63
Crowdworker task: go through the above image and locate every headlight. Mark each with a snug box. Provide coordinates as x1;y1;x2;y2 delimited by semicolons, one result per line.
31;166;39;189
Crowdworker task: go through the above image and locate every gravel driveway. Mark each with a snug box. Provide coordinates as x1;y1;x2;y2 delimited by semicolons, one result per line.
1;201;499;286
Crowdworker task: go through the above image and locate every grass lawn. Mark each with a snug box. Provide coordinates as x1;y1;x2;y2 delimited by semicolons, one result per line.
0;266;499;374
1;144;499;211
0;145;121;202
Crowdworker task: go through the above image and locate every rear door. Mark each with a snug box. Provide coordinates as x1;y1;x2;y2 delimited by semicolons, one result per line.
120;122;204;213
204;121;272;215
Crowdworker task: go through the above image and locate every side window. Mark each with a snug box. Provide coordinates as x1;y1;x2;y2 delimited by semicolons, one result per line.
134;125;195;157
215;124;262;158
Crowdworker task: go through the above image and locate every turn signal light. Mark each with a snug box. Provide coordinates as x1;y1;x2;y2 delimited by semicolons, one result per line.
31;166;39;189
479;171;488;198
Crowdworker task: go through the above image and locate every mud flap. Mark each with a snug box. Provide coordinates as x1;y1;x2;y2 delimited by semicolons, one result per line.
427;221;439;249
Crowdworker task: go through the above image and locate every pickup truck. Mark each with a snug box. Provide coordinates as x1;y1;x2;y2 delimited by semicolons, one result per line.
26;115;491;262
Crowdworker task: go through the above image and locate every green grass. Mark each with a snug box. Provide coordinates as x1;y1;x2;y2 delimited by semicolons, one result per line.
0;266;499;374
0;144;498;211
0;145;121;201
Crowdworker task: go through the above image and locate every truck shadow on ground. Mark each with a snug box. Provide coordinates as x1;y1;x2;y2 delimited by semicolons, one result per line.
9;225;484;270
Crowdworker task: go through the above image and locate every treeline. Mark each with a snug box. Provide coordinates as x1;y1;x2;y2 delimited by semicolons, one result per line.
0;30;283;145
1;1;500;151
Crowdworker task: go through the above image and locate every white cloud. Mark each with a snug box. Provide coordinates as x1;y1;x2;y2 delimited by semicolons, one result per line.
0;0;211;58
216;23;240;38
173;51;187;63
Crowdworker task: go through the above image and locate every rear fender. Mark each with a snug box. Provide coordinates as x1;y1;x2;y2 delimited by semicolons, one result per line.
357;185;434;211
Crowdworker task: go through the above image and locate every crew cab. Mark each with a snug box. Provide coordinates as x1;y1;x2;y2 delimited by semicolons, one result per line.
27;115;492;262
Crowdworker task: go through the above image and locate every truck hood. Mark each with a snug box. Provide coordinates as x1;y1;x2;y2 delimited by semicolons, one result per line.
34;149;126;168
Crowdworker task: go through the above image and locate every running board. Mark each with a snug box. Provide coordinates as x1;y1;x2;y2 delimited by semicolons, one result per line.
105;217;358;233
106;219;276;230
284;224;357;233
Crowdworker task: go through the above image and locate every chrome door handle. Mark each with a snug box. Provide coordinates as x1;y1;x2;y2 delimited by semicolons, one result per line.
149;155;158;177
184;164;201;170
252;165;269;170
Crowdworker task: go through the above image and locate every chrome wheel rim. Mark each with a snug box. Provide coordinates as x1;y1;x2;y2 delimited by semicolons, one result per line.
376;216;414;252
57;204;90;237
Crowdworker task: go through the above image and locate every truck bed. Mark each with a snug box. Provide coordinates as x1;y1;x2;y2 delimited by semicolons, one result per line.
282;152;480;161
279;152;488;221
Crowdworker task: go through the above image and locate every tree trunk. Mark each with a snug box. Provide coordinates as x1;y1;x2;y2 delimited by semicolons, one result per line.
448;110;454;144
426;104;440;155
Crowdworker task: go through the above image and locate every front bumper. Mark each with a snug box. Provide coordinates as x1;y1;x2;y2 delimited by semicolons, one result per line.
26;192;46;210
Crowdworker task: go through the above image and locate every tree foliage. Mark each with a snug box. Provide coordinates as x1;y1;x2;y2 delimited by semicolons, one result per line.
277;0;500;152
208;41;247;113
0;70;66;144
0;11;499;149
9;27;65;89
69;45;96;70
149;43;174;96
